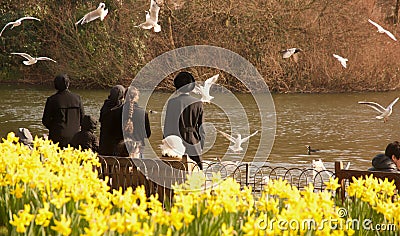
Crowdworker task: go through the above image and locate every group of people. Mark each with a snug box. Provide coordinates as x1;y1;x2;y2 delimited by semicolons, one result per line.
40;72;205;168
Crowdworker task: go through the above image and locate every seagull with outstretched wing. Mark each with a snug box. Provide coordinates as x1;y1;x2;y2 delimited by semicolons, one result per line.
368;19;397;41
0;16;40;37
75;2;108;25
358;97;399;122
192;74;219;103
218;130;259;152
11;52;57;65
136;0;161;32
333;54;348;68
281;48;302;63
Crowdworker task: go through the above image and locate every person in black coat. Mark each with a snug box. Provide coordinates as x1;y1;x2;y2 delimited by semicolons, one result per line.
42;74;84;148
163;71;205;169
369;141;400;173
70;115;99;152
122;86;151;158
98;85;125;156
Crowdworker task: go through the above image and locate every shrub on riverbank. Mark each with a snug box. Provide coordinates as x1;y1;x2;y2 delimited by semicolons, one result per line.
1;0;400;92
1;133;399;235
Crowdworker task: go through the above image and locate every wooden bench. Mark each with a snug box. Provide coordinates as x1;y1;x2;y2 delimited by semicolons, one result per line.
335;161;400;201
97;155;198;205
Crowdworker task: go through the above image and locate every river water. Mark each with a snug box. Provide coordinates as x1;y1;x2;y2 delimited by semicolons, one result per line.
1;84;399;171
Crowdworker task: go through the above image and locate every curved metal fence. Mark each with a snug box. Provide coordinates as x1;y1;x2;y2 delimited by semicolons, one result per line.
97;156;335;206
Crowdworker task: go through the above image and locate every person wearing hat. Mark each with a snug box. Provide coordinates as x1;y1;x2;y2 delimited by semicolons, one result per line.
159;135;186;158
163;71;205;169
42;74;85;148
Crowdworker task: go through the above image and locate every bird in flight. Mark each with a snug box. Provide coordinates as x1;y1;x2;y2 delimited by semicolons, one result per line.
192;74;219;103
333;54;348;68
218;130;259;153
136;0;161;32
0;16;40;37
358;97;399;122
368;19;397;41
75;2;108;25
11;52;57;65
280;48;303;63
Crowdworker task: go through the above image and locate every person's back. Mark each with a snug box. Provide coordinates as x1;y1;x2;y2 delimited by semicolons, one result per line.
98;85;125;156
70;115;98;152
42;74;84;148
163;72;205;169
123;86;151;157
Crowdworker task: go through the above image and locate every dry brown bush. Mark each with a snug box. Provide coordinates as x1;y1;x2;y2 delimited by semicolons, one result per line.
1;0;400;92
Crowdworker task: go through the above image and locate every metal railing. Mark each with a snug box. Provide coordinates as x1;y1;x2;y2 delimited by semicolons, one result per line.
97;156;335;206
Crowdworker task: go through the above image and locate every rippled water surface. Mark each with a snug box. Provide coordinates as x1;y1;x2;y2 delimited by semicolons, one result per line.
1;84;399;171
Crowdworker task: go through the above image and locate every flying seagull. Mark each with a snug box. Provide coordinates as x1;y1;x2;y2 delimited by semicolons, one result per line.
192;74;219;103
75;2;108;25
218;130;259;153
0;16;40;37
358;97;399;122
281;48;302;63
368;19;397;41
136;0;161;32
11;52;57;65
333;54;348;68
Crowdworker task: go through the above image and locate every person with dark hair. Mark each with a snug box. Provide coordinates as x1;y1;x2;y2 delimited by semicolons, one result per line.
42;74;84;148
369;141;400;172
98;85;125;156
123;86;151;158
163;71;205;169
70;115;99;152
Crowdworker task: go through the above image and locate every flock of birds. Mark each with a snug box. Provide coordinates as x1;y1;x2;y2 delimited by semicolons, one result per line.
280;19;397;69
1;0;162;65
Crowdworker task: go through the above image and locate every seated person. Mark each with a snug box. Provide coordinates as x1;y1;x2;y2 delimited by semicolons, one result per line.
114;139;141;158
70;115;99;152
369;141;400;172
15;128;33;149
159;135;186;159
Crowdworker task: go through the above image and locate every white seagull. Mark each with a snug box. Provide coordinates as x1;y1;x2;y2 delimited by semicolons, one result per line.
218;130;259;153
333;54;348;68
11;52;57;65
281;48;302;63
75;2;108;25
192;74;219;103
136;0;161;32
368;19;397;41
358;97;399;122
0;16;40;37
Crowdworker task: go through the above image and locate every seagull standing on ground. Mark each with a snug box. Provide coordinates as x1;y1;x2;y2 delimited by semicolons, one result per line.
0;16;40;37
333;54;348;68
136;0;161;32
368;19;397;41
75;2;108;25
192;74;219;103
358;97;399;122
280;48;303;63
218;130;259;153
11;52;57;65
